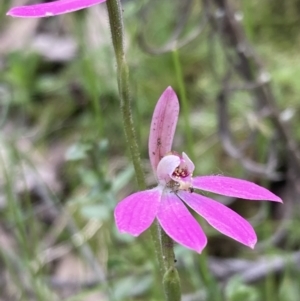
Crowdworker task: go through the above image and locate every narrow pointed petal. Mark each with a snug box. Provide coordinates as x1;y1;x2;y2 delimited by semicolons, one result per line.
157;155;180;184
192;176;282;202
178;191;257;248
157;192;207;253
115;188;162;236
7;0;106;18
148;87;179;174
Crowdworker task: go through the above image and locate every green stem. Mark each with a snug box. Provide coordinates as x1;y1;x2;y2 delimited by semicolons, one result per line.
172;48;195;161
106;0;144;189
106;0;181;299
161;230;181;301
161;229;175;272
74;14;103;136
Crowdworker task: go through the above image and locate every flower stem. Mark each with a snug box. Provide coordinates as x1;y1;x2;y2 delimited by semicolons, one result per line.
106;0;144;190
106;0;181;299
161;229;181;301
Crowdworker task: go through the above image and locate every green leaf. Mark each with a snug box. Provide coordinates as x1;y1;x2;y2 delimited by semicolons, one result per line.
279;275;300;301
225;277;260;301
65;143;92;161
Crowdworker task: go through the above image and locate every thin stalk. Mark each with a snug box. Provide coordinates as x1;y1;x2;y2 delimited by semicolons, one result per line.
198;251;222;301
106;0;181;299
0;151;53;301
85;56;104;135
74;13;104;137
172;48;195;161
106;0;144;189
160;229;176;272
161;229;181;301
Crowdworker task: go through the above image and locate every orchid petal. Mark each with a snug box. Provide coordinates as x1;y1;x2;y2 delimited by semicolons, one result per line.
193;176;282;202
7;0;106;18
157;155;180;184
178;191;257;248
148;87;179;175
115;188;162;236
157;192;207;253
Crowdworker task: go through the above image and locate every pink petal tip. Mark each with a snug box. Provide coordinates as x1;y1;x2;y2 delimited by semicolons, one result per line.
193;176;282;202
7;0;106;18
179;191;257;248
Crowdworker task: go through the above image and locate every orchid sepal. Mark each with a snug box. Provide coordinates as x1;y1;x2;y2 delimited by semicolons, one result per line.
7;0;107;18
148;87;179;175
192;175;282;202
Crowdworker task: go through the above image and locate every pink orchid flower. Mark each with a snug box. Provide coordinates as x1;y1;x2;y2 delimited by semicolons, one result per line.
7;0;106;18
115;87;282;253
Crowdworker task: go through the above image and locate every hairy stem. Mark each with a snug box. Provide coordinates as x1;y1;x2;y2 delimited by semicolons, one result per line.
106;0;181;299
106;0;144;189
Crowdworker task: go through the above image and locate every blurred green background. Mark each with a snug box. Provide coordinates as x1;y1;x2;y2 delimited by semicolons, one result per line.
0;0;300;300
